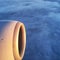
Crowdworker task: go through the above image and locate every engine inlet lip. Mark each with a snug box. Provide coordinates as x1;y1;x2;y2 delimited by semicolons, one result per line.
13;22;26;60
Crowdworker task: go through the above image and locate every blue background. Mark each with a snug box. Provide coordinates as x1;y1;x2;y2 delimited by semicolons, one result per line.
0;0;60;60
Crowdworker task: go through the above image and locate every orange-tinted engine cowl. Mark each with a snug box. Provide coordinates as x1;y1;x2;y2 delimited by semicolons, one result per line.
0;20;26;60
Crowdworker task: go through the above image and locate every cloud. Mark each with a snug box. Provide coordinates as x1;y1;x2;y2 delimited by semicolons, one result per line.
44;0;60;3
0;0;60;13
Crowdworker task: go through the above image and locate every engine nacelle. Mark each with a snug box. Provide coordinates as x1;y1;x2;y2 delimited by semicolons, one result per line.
0;20;26;60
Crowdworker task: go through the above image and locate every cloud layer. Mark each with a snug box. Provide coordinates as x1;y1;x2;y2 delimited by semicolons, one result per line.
0;0;60;60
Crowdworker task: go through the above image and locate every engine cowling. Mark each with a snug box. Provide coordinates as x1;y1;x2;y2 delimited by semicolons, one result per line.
0;20;26;60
